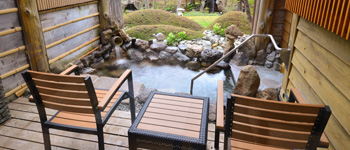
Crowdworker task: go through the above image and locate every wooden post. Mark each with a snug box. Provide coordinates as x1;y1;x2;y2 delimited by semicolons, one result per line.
254;0;275;50
108;0;124;28
18;0;49;72
99;0;109;28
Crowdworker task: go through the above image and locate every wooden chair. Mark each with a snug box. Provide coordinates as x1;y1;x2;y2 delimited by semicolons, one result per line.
22;65;136;150
215;80;331;150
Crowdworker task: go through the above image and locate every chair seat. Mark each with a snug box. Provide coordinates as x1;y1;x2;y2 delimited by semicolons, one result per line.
49;90;124;129
230;138;289;150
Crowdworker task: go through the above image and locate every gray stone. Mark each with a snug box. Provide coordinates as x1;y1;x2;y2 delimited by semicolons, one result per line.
273;62;281;71
153;33;165;41
266;51;276;62
92;51;102;58
178;44;187;53
255;49;267;66
136;88;158;103
150;43;167;51
101;29;113;45
200;49;223;63
238;40;256;60
165;47;179;54
80;55;93;67
135;39;149;50
90;59;104;68
201;61;212;67
233;65;260;97
185;61;201;70
216;61;230;69
266;43;275;54
101;43;112;53
231;52;249;66
202;40;212;47
255;88;279;101
173;52;190;62
208;103;216;121
265;61;273;68
185;44;204;58
208;66;222;74
127;48;145;61
158;51;172;60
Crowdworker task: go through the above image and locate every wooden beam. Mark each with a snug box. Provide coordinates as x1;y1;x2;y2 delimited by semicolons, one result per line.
254;0;275;50
99;0;109;28
0;27;22;37
0;46;25;58
0;8;18;15
18;0;49;72
0;64;30;80
38;1;98;14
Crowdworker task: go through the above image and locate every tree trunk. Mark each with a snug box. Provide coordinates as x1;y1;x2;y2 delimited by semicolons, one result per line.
108;0;124;28
237;0;242;11
177;0;182;8
243;0;252;26
255;0;275;50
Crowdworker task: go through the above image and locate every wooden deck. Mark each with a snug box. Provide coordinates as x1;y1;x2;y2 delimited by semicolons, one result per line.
0;97;224;150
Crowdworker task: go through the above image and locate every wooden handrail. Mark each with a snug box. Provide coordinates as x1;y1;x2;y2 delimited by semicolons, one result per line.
0;46;25;58
0;27;22;37
216;80;224;130
0;8;17;15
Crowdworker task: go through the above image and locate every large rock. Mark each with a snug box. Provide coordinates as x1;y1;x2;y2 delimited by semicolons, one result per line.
178;44;187;53
158;51;172;60
135;39;149;50
185;44;204;58
202;40;212;50
100;43;112;53
216;61;230;69
233;65;260;97
231;52;249;66
185;61;201;70
136;88;158;103
266;51;276;62
265;61;273;68
101;29;113;45
238;40;256;60
173;52;190;62
80;55;93;67
266;42;275;54
165;46;179;54
255;49;267;65
153;33;165;41
127;48;145;61
273;62;281;71
255;88;279;101
150;43;167;51
200;49;223;63
225;24;244;40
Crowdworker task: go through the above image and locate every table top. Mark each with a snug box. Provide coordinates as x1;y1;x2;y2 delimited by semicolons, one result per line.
129;91;209;144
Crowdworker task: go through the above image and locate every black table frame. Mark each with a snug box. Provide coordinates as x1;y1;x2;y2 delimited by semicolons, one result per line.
128;91;209;150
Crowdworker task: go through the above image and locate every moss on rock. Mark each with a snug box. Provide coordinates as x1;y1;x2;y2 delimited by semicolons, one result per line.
126;25;204;40
206;11;251;34
124;9;204;31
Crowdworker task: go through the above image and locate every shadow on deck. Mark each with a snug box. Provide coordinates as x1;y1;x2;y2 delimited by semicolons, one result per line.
0;97;224;150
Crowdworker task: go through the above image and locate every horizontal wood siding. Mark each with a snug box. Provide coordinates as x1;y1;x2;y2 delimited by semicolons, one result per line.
36;0;95;11
40;3;100;66
281;10;292;48
0;1;28;100
286;0;350;40
284;17;350;149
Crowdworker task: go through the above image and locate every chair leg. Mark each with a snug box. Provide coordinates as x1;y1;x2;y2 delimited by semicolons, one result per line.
128;135;137;150
130;96;136;123
42;126;51;150
214;128;220;149
97;129;105;150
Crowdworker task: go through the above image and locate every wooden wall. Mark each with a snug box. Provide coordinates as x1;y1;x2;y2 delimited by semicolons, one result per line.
281;10;291;48
270;0;286;45
282;17;350;149
0;0;28;101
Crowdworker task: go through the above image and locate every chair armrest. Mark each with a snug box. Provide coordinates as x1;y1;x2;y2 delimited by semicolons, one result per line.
216;80;224;130
29;65;80;102
290;88;329;148
97;69;132;109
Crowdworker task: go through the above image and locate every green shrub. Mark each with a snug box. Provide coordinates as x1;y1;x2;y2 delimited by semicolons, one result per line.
166;31;188;45
206;11;251;34
126;25;203;41
213;23;225;37
124;9;204;31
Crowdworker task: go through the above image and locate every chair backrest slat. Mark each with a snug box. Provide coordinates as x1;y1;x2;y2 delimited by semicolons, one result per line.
230;94;328;149
25;70;97;114
231;129;308;149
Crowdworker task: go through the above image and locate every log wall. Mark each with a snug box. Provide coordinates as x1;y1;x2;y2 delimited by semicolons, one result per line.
270;0;286;45
282;17;350;150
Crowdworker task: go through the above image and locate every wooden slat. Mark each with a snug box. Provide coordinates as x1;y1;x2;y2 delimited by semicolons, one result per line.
37;86;90;99
43;101;94;114
284;11;292;23
59;65;79;75
233;94;323;113
137;123;199;138
317;0;325;24
148;102;202;114
145;107;202;119
143;112;201;125
332;0;342;32
231;129;307;149
29;70;85;83
151;98;203;109
234;103;317;123
41;93;91;106
230;138;289;150
320;0;329;26
153;94;203;104
216;80;224;130
33;78;86;91
341;0;350;38
233;113;313;132
232;121;310;140
283;21;291;33
140;117;200;132
36;0;94;11
328;0;338;30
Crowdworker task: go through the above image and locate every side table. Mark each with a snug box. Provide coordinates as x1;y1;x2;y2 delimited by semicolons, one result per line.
128;91;209;150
